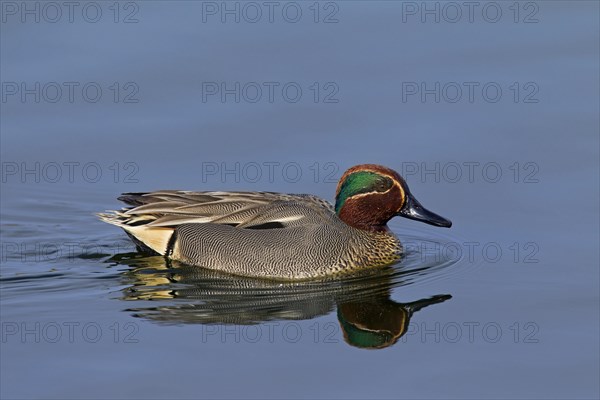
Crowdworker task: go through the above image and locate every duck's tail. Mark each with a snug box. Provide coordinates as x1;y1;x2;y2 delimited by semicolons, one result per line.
97;211;174;256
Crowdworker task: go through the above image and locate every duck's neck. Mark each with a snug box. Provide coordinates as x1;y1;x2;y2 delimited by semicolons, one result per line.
337;207;390;233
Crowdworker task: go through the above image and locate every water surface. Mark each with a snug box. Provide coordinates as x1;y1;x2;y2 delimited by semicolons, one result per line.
1;2;599;399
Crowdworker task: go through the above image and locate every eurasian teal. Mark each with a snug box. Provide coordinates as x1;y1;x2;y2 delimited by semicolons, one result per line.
99;164;451;280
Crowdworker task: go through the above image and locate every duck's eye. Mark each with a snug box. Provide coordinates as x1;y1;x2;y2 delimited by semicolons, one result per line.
375;177;392;192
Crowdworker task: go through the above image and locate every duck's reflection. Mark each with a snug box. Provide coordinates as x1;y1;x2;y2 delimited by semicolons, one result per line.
112;253;451;349
337;296;449;349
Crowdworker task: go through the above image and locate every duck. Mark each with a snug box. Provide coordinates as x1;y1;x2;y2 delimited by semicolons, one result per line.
98;164;451;280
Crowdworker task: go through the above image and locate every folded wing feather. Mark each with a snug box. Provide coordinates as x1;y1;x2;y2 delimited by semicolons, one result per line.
105;191;334;229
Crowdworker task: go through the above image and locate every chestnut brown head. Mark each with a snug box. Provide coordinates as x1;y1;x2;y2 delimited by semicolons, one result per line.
334;164;452;231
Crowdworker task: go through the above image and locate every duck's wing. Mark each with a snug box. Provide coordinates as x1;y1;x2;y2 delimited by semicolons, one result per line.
99;190;335;230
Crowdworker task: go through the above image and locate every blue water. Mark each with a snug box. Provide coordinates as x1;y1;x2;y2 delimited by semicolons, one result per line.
1;1;599;399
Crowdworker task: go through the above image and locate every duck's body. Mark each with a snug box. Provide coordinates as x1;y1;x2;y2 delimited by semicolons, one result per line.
99;164;451;280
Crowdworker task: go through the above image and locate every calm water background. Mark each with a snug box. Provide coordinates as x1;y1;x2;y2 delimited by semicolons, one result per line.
1;1;599;399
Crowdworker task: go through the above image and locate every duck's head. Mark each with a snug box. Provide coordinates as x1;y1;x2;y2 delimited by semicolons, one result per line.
335;164;452;232
337;294;452;349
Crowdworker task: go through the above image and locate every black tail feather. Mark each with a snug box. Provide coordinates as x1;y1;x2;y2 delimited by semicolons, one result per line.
118;192;150;206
